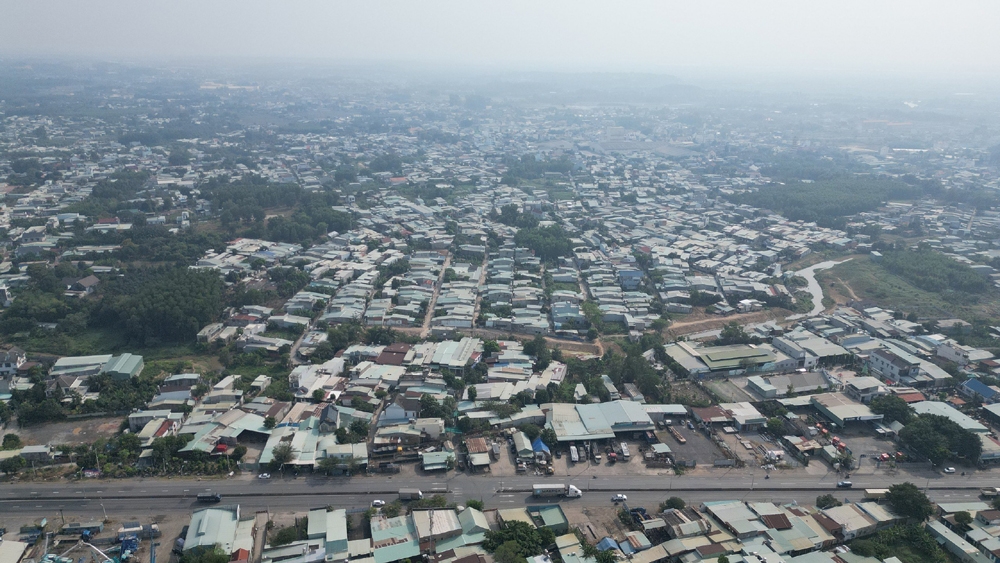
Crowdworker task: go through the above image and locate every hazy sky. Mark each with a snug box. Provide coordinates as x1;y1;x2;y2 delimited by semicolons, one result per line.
2;0;999;79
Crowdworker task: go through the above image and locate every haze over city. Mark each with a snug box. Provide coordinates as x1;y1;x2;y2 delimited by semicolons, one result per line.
2;5;1000;563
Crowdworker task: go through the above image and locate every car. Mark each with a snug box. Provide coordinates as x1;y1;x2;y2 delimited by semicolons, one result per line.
612;494;628;502
944;467;956;474
371;500;386;508
258;473;271;479
836;481;853;488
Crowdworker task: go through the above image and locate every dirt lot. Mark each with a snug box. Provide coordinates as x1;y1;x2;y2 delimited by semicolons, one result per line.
10;510;189;563
12;416;125;446
658;423;726;466
704;379;756;403
669;380;713;407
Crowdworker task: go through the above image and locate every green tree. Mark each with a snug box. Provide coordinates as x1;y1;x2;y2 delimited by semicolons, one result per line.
466;499;485;511
264;416;277;429
954;510;973;531
180;548;230;563
718;556;730;563
870;395;914;424
312;389;326;403
766;417;785;436
1;433;22;450
230;444;248;461
0;455;26;474
660;497;686;511
886;482;933;521
270;442;297;469
493;541;527;563
519;423;541;441
540;427;558;449
816;494;842;509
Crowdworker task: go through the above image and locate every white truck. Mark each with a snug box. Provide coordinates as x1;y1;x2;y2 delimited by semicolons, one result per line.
532;484;583;498
570;446;580;463
981;487;1000;498
620;442;631;461
398;488;424;501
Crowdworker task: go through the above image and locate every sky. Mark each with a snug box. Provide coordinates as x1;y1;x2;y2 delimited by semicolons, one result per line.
2;1;999;81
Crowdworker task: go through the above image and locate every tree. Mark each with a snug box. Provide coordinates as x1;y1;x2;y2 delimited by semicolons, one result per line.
312;389;326;403
230;444;247;461
0;455;26;474
899;414;981;465
954;510;973;531
264;416;277;429
523;335;552;371
766;417;785;436
483;340;501;355
180;548;230;563
870;395;914;424
493;541;527;563
661;497;686;511
816;494;842;509
466;499;485;511
270;442;297;469
540;428;558;449
718;556;730;563
519;424;541;441
836;452;854;471
468;387;478;402
886;482;933;521
317;456;340;476
2;433;22;450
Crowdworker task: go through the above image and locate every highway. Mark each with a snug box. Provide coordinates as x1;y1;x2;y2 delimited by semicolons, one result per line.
1;471;997;519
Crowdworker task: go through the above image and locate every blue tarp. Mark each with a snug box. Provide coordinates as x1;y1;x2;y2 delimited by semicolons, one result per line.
532;437;550;453
597;537;619;552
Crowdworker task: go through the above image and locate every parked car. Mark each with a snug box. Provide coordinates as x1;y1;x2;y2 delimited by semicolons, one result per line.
612;494;628;502
943;467;956;474
836;481;853;488
258;473;271;479
371;500;386;508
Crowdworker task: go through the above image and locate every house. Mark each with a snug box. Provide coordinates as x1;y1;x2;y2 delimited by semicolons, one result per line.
0;347;26;376
960;379;1000;404
103;353;144;381
868;348;919;383
71;275;100;294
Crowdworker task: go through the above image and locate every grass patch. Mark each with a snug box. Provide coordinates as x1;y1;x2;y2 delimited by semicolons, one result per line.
816;258;1000;321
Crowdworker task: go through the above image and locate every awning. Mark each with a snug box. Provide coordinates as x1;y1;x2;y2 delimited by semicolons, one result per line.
469;453;491;466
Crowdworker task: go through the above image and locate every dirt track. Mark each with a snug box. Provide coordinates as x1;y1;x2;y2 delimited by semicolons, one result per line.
663;309;792;340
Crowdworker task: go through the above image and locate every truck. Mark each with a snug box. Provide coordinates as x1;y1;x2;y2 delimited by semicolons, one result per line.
398;488;424;501
532;484;583;498
981;487;1000;498
196;493;222;503
864;488;889;500
570;446;579;463
620;442;631;461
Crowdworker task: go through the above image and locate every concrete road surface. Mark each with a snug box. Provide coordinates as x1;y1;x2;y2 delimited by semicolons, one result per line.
0;471;995;519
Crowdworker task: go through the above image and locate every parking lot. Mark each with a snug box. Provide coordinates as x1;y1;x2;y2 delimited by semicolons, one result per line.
653;421;726;466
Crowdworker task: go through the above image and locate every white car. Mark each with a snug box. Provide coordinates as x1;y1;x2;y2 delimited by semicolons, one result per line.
943;467;956;474
371;499;386;508
258;473;271;479
611;494;627;502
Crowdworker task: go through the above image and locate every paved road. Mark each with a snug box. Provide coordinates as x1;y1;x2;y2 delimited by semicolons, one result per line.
0;472;994;520
2;470;995;503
